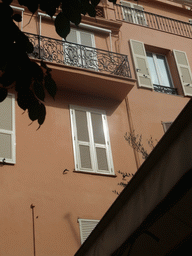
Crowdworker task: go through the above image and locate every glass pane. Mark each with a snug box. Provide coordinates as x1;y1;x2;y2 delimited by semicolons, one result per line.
96;148;108;171
147;53;159;85
0;133;12;159
156;55;172;87
75;110;89;142
79;145;92;169
91;113;105;144
80;32;93;47
0;96;12;130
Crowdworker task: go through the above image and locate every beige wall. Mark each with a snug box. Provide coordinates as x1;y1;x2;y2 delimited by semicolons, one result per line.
0;0;191;255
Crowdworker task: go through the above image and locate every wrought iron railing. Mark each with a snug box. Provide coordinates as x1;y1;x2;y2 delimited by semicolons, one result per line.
115;4;192;38
26;32;131;78
153;84;177;95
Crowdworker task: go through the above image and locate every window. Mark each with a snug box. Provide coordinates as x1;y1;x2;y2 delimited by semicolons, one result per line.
64;28;98;70
120;1;147;25
146;52;174;92
162;122;172;132
78;219;99;244
0;94;16;164
129;39;185;95
70;105;114;175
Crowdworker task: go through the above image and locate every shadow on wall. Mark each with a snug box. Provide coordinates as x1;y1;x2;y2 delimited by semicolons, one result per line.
64;213;80;246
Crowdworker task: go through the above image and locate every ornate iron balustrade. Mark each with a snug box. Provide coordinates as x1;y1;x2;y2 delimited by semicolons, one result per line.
115;4;192;38
26;32;131;78
153;84;178;95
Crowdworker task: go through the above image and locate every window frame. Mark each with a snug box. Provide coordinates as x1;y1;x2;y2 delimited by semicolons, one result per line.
70;105;114;175
0;93;16;164
146;52;174;89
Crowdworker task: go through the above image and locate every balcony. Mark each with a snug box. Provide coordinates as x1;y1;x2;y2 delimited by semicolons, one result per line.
26;32;131;78
26;33;135;101
153;84;178;95
115;4;192;38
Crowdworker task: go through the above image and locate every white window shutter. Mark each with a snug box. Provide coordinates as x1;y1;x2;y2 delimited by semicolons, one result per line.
70;105;114;175
80;31;94;47
0;94;15;164
73;109;93;171
120;1;134;22
78;219;99;244
90;112;110;173
130;39;153;89
132;4;147;25
173;50;192;96
66;29;78;43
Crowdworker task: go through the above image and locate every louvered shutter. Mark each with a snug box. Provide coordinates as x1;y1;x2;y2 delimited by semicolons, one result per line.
120;1;134;22
66;29;78;44
0;94;15;164
70;106;114;175
90;112;110;173
79;31;97;70
133;4;147;25
173;50;192;96
78;219;99;244
74;109;93;170
130;40;153;89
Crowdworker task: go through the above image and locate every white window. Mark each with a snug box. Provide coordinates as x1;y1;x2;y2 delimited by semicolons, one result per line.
0;94;16;164
64;28;97;70
120;1;147;25
146;53;173;88
70;105;114;175
78;219;99;244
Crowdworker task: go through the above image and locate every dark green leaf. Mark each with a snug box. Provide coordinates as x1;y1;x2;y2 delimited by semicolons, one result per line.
38;103;46;127
30;62;44;82
2;0;13;5
17;90;30;110
108;0;116;3
28;94;40;121
62;0;82;25
91;0;100;7
44;74;57;99
26;0;38;14
12;14;22;22
41;60;47;69
55;12;70;39
33;81;45;101
0;87;8;102
87;4;96;17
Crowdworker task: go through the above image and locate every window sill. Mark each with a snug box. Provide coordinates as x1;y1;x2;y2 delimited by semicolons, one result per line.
73;170;117;177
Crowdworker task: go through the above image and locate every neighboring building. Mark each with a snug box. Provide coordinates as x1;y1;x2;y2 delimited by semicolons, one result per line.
0;0;192;255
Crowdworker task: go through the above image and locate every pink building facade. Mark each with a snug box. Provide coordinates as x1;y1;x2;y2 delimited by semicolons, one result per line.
0;0;192;255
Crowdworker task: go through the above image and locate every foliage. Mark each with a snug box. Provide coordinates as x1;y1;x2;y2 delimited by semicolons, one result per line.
113;132;157;195
0;0;116;128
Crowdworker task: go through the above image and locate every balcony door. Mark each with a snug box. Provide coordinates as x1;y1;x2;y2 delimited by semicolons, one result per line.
64;28;98;70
